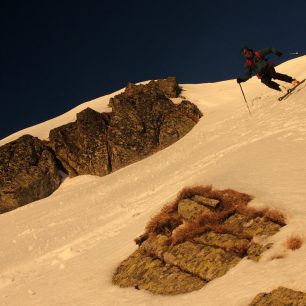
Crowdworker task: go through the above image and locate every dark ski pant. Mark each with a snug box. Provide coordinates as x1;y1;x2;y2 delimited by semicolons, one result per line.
260;67;294;91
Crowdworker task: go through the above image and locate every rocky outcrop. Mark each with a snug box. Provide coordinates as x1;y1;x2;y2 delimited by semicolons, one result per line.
49;108;111;177
223;213;282;237
155;76;182;98
0;77;202;212
113;186;285;295
108;77;182;108
107;80;202;170
178;198;211;221
49;78;202;176
112;246;206;295
249;287;306;306
50;78;202;173
0;135;61;213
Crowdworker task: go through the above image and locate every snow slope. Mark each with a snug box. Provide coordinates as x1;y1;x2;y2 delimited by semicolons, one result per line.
1;56;306;306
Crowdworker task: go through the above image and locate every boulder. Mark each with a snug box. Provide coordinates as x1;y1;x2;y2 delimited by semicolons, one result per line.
223;214;281;237
49;78;201;174
177;100;203;123
140;234;170;258
222;213;250;233
178;199;211;221
158;108;199;149
114;187;286;295
0;135;61;213
113;248;206;295
49;108;111;176
192;195;220;208
194;232;250;256
0;78;202;212
163;240;241;281
155;76;181;98
108;80;202;171
242;217;282;237
249;287;306;306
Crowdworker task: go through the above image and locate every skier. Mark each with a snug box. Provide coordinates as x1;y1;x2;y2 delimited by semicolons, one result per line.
237;47;300;91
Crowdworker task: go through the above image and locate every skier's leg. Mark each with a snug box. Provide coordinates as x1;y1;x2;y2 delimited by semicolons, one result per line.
269;67;294;83
261;74;281;91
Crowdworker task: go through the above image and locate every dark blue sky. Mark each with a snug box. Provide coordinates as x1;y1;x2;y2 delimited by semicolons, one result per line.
1;0;306;139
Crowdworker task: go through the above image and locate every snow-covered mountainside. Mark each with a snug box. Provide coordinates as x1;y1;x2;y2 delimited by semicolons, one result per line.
1;56;306;306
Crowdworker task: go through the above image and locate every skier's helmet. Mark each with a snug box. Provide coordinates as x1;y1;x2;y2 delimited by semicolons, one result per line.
241;47;253;58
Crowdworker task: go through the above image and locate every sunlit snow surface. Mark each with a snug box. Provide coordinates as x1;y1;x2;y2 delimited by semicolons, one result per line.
1;56;306;306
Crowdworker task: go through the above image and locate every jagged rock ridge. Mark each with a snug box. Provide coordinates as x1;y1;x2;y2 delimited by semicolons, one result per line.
113;186;286;295
0;77;202;213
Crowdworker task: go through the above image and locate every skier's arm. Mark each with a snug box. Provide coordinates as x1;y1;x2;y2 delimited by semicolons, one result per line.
240;63;252;82
258;48;282;57
237;64;252;83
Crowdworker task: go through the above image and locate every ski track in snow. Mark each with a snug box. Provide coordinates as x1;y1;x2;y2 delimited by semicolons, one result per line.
0;56;306;305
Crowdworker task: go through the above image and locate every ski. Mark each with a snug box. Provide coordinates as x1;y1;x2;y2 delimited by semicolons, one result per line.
278;79;306;101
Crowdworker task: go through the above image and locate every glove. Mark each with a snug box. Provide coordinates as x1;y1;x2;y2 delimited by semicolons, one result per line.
275;51;283;57
237;78;244;84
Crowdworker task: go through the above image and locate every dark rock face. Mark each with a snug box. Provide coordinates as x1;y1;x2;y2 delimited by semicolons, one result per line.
49;108;111;177
177;100;204;123
0;135;61;213
155;76;182;98
0;77;202;212
50;78;201;174
113;186;285;295
108;81;202;170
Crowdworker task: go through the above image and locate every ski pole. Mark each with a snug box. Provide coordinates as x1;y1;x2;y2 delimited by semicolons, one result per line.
238;83;251;115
